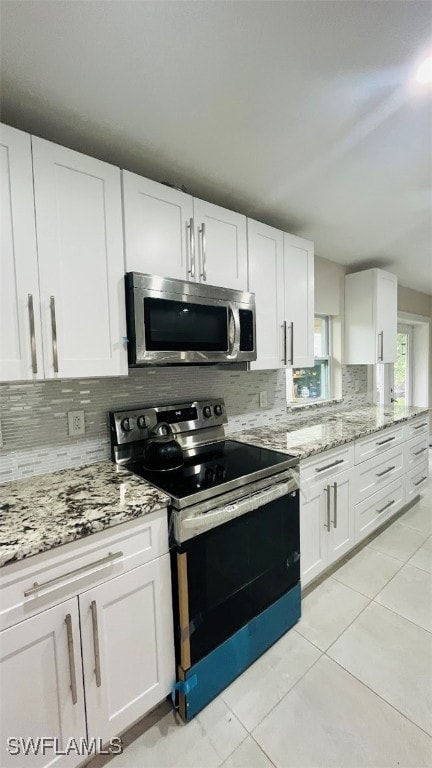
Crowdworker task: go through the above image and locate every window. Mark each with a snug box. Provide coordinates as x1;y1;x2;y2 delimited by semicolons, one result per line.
288;316;331;402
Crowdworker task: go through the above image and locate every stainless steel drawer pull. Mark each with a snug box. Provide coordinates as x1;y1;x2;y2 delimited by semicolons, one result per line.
376;499;394;514
376;466;396;477
315;458;344;473
24;551;123;597
376;436;396;446
413;447;427;456
413;476;427;487
50;296;59;373
324;485;331;531
187;217;195;279
378;330;384;362
333;481;338;529
28;294;38;374
65;614;78;705
90;600;102;687
413;423;427;430
290;321;294;365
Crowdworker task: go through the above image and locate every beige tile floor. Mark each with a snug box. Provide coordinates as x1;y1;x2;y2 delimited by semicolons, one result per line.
91;452;432;768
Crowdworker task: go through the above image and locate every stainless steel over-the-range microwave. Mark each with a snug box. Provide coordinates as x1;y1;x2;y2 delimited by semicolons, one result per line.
125;272;257;366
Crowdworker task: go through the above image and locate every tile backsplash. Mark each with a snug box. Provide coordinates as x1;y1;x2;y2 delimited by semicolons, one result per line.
0;364;369;482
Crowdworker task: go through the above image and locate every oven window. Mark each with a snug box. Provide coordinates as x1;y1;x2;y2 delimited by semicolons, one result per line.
144;298;228;351
183;492;300;665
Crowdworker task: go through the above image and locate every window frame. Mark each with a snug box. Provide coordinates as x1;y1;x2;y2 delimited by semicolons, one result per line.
287;315;333;404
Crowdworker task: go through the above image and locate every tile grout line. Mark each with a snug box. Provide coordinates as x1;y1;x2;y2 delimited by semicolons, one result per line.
325;654;432;739
370;595;432;636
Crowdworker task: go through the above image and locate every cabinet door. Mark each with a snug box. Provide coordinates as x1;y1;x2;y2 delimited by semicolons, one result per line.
326;471;353;565
376;270;397;363
247;219;284;370
300;480;328;587
32;137;127;378
193;198;247;290
79;555;175;745
0;124;43;381
0;598;86;768
283;234;314;368
122;172;194;280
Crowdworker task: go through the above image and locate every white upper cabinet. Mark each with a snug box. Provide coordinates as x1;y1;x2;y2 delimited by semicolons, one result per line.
122;172;194;280
0;124;43;381
247;223;314;370
247;219;284;370
283;234;315;368
32;137;127;378
122;173;248;291
344;268;397;364
193;198;247;290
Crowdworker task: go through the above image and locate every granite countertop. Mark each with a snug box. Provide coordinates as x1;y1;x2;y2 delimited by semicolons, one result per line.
233;404;430;460
0;462;169;568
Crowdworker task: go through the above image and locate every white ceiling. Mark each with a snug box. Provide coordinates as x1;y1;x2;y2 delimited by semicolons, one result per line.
1;0;431;294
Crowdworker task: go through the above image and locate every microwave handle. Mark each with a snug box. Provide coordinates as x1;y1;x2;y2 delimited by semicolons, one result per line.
228;305;239;357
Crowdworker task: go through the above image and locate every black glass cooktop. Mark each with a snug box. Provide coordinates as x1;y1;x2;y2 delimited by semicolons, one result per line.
127;439;298;509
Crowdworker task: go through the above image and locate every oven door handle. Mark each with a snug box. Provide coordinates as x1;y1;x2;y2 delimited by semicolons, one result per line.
180;480;294;534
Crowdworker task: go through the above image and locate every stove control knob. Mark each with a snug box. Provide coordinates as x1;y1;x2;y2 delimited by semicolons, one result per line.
203;406;212;419
214;404;223;417
137;415;147;429
121;417;135;432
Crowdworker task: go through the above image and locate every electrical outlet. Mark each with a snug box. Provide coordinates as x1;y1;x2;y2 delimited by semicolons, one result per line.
259;390;268;408
354;379;360;393
68;410;85;436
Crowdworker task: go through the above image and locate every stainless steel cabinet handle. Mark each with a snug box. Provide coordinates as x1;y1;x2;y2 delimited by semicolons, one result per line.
376;465;396;477
413;447;427;456
290;322;294;365
199;222;207;281
413;423;427;430
378;330;384;362
333;482;338;528
324;485;331;531
187;217;195;279
315;458;344;473
50;296;59;373
413;476;427;487
281;321;287;365
24;551;123;597
65;614;78;705
376;436;395;446
27;294;38;374
90;600;102;687
376;499;394;514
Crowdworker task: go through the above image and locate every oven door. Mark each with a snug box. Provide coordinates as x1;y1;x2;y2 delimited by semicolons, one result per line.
172;487;300;670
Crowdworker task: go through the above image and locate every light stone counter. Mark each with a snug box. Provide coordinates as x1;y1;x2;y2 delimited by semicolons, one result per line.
0;461;169;568
233;404;430;459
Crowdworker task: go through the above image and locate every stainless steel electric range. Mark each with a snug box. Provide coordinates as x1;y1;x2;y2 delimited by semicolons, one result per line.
109;399;301;721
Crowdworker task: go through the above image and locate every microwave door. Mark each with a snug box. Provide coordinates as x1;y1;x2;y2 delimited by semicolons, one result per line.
136;294;231;365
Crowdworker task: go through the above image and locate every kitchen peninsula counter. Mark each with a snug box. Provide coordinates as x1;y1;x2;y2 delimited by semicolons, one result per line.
233;404;430;460
0;462;169;568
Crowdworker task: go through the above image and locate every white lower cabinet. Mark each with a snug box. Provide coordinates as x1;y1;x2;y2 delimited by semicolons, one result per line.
0;599;86;768
300;467;353;587
300;417;429;587
80;555;174;746
0;514;175;767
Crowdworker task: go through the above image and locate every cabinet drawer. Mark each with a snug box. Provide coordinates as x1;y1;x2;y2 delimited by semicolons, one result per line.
353;445;404;505
355;477;405;543
404;433;429;471
405;460;429;504
403;415;430;442
354;425;403;465
301;443;354;486
0;509;168;631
